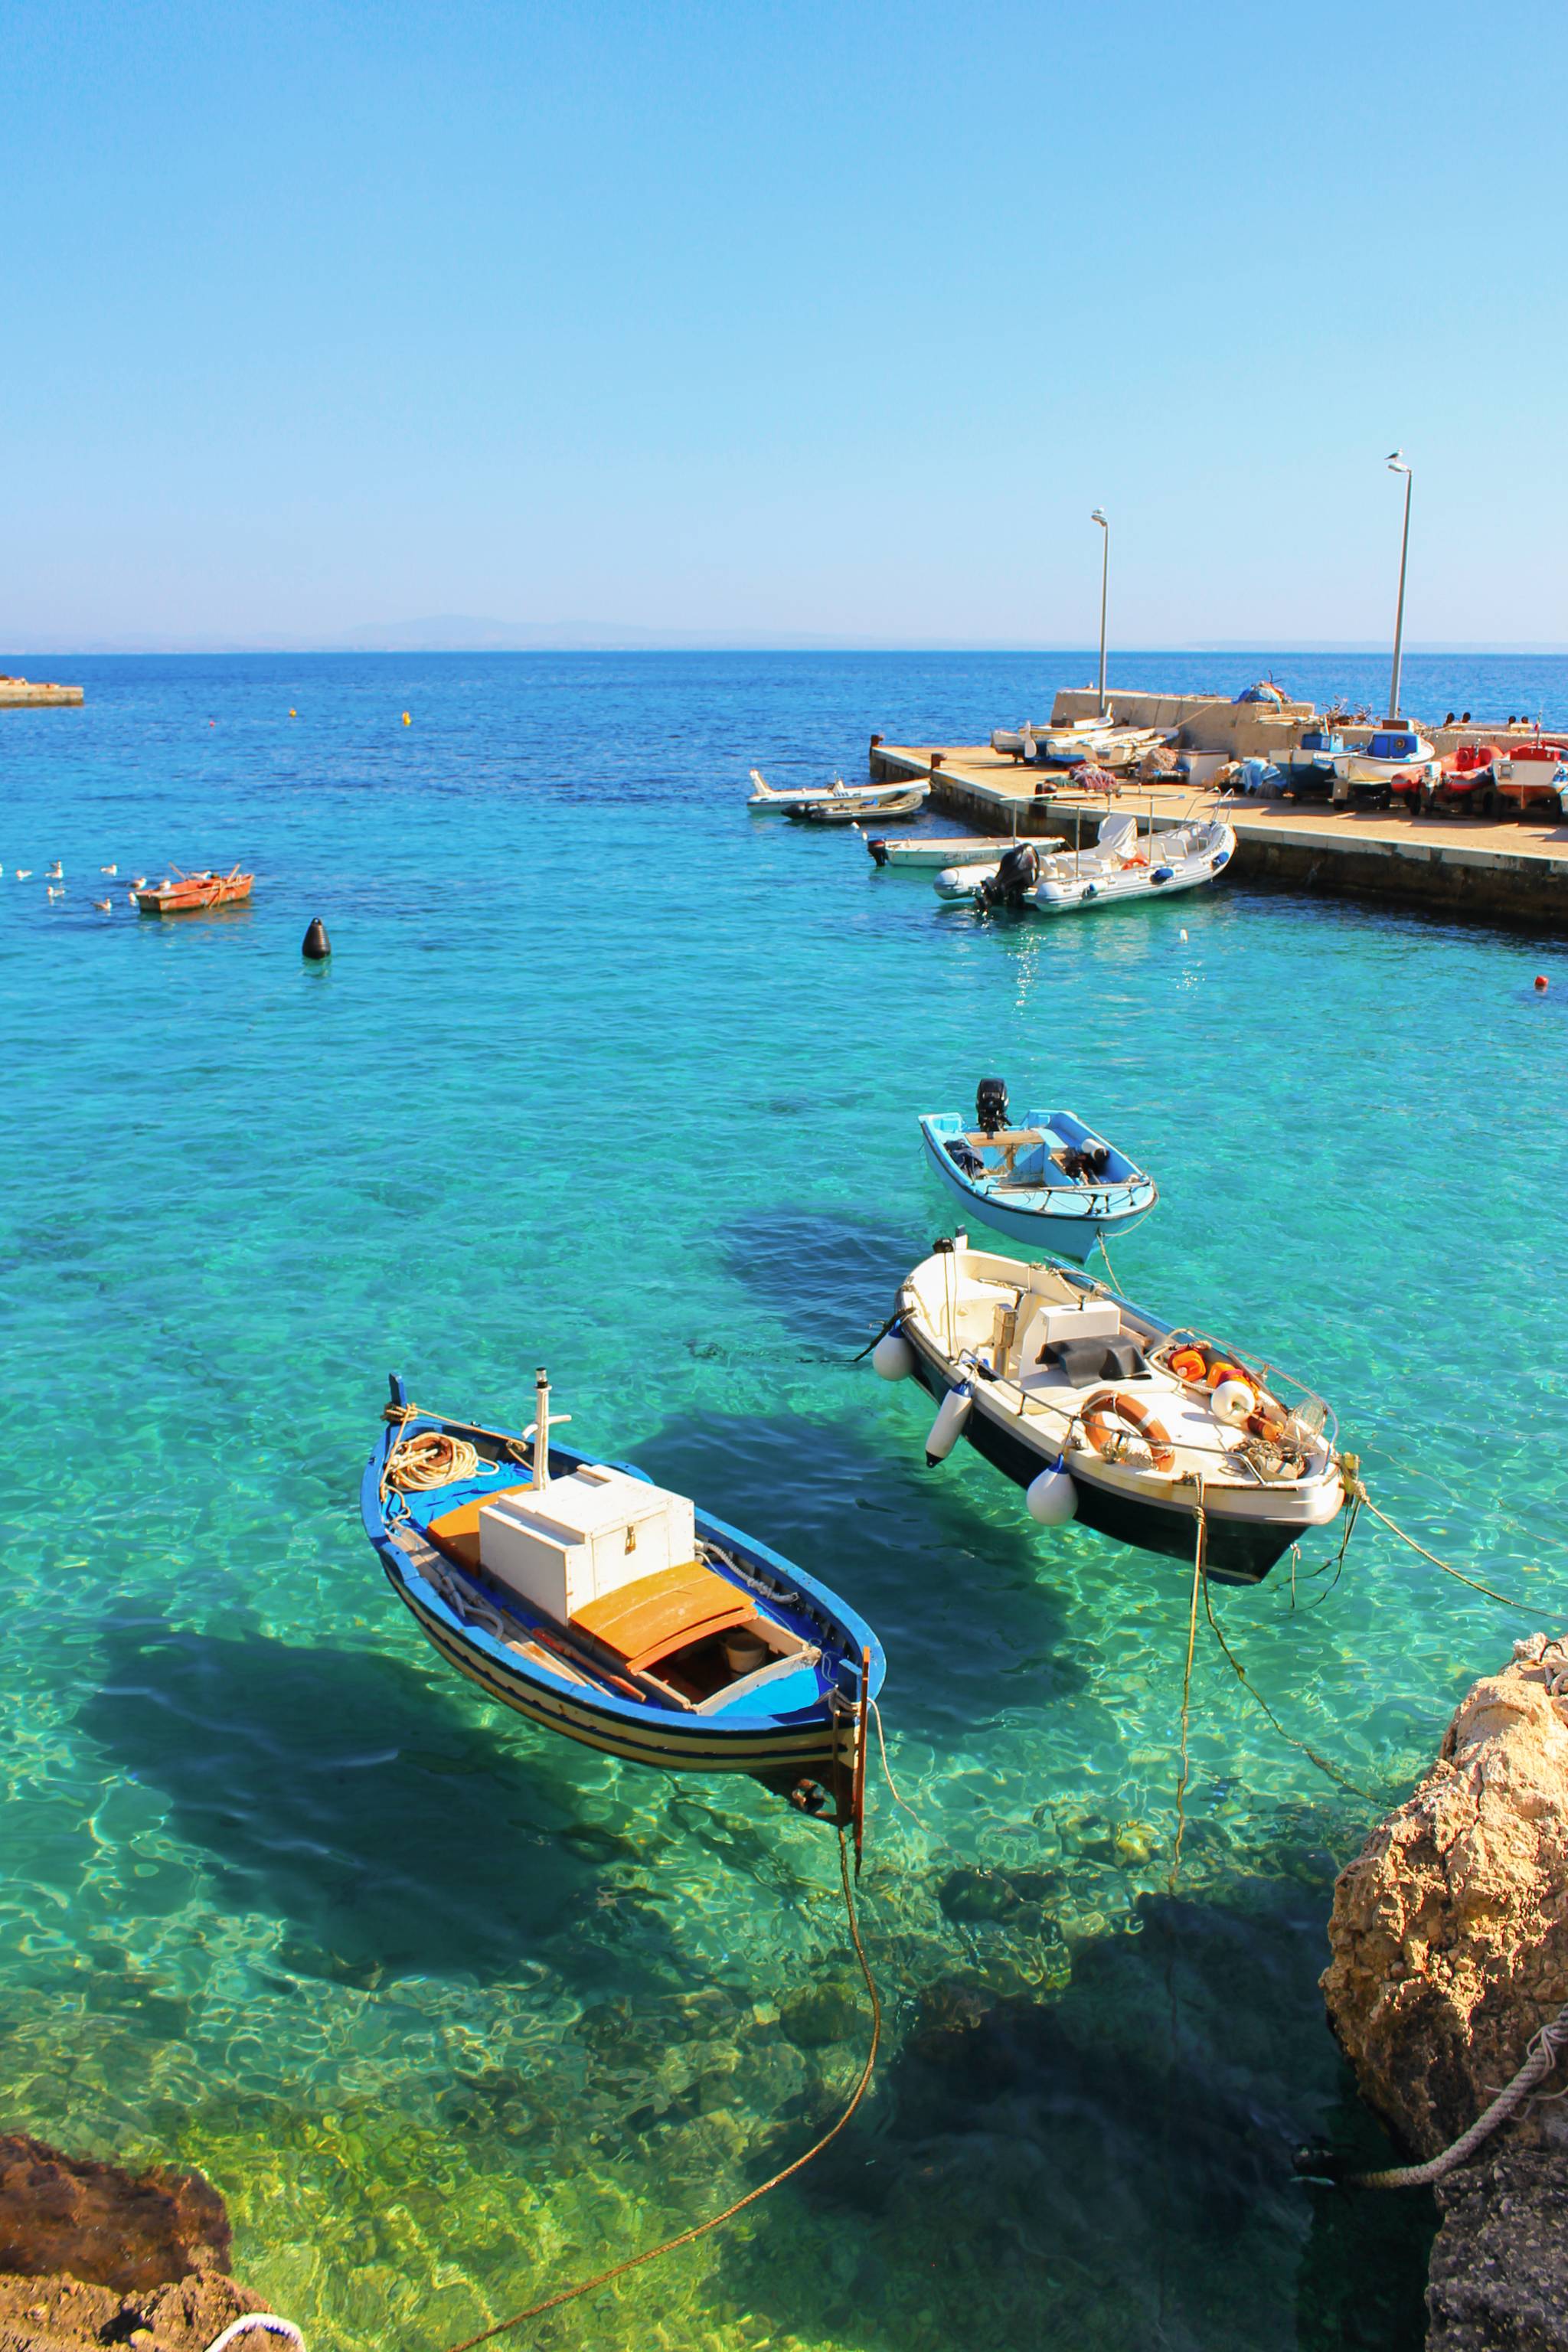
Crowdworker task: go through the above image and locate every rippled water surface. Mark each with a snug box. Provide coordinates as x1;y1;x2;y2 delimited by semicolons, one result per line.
2;649;1565;2350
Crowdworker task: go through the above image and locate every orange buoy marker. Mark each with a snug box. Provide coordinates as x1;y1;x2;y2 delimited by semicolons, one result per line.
289;707;297;717
1536;975;1549;991
302;917;331;962
401;711;411;726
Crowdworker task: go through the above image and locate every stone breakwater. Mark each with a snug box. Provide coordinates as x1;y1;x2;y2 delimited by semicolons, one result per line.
0;678;82;707
1322;1635;1568;2350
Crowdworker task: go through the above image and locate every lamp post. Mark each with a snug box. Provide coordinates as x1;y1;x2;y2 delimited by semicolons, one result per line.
1385;451;1412;722
1091;508;1109;717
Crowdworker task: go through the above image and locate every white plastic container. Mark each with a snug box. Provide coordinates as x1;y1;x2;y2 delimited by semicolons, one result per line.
479;1465;696;1624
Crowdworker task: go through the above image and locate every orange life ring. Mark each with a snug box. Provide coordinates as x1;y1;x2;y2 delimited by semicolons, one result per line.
1169;1346;1207;1383
1081;1389;1176;1473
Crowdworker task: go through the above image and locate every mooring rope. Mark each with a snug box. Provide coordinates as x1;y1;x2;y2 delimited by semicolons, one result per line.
432;1827;880;2352
385;1429;483;1493
1356;1491;1547;1617
204;2321;306;2351
1168;1487;1206;1890
1200;1575;1377;1805
869;1696;924;1826
1351;2003;1568;2188
1095;1233;1125;1296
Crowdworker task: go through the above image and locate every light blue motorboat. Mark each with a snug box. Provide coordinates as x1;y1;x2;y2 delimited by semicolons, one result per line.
919;1082;1157;1261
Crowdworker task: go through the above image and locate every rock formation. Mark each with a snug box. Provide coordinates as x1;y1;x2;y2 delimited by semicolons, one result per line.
0;2136;268;2352
1322;1635;1568;2159
1322;1635;1568;2350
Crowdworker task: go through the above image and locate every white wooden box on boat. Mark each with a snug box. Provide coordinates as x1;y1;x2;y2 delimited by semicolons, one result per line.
479;1467;696;1622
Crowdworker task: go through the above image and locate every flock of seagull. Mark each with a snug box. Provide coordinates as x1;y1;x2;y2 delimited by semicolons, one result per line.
4;859;149;913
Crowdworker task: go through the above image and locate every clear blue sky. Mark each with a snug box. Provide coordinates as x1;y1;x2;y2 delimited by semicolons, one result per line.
5;0;1564;650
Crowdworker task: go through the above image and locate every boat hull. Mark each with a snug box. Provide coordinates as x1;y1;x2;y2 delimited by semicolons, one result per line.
919;1120;1155;1262
1028;852;1229;914
903;1328;1309;1586
361;1415;884;1788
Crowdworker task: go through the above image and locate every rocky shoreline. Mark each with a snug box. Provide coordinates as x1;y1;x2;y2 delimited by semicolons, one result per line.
0;2135;266;2352
1323;1635;1568;2349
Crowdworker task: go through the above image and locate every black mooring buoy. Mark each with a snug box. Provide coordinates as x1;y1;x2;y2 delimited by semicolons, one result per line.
302;917;331;962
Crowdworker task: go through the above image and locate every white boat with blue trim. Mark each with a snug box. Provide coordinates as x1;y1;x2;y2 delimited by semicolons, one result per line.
748;767;929;819
364;1370;883;1818
920;1083;1156;1261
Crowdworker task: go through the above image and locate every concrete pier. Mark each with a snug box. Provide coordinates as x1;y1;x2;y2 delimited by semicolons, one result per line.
0;675;83;707
867;740;1568;929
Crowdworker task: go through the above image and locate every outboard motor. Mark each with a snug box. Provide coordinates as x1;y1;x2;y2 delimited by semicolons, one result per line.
867;837;890;867
974;841;1040;912
975;1078;1009;1136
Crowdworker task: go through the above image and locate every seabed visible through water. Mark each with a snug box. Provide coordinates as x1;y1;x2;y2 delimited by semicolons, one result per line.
2;648;1564;2350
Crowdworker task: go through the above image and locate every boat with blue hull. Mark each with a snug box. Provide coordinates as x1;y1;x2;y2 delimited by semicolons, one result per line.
873;1242;1347;1585
920;1083;1156;1262
364;1371;883;1818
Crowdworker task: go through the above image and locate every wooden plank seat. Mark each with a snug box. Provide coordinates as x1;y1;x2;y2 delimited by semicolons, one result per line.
572;1560;753;1673
426;1485;529;1573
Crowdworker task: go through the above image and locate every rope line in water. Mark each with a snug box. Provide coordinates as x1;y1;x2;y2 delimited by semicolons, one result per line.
1200;1578;1377;1805
433;1827;881;2352
1357;1492;1549;1618
1168;1488;1206;1890
204;2321;306;2350
869;1696;923;1826
1352;2003;1568;2188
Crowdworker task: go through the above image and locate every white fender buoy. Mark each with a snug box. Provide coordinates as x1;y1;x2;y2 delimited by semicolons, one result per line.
925;1383;972;1465
872;1328;915;1382
1211;1377;1257;1426
1026;1459;1078;1524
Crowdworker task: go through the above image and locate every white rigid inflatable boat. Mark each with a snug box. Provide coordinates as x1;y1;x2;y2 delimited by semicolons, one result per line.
874;1240;1348;1584
1028;813;1233;913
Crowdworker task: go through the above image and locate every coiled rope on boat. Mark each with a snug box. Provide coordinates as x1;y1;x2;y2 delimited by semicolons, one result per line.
1350;2003;1568;2189
433;1825;880;2352
386;1429;482;1492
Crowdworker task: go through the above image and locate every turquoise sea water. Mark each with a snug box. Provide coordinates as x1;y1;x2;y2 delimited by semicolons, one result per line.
2;650;1566;2352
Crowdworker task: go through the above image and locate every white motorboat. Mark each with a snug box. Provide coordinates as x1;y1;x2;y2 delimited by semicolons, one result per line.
864;831;1063;871
747;767;928;816
933;815;1233;912
874;1240;1347;1585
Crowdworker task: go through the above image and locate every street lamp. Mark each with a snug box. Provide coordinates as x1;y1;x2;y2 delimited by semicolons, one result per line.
1091;508;1109;717
1386;451;1412;723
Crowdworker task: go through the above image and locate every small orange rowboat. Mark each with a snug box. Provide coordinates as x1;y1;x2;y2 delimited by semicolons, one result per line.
133;865;254;915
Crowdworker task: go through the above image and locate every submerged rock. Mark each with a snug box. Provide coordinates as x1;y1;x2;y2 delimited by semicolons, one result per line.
938;1867;1021;1923
0;2136;230;2295
1321;1637;1568;2159
1427;2146;1568;2351
779;1977;864;2049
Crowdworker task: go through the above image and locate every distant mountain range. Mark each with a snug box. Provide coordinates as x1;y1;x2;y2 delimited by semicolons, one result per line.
2;619;1565;657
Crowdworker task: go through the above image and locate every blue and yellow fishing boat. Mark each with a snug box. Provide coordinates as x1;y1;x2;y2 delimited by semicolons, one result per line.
362;1371;883;1821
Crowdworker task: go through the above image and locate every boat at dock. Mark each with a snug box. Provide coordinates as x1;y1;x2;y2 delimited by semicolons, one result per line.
748;767;927;818
788;782;928;825
864;831;1063;870
991;718;1168;770
875;1241;1346;1583
132;865;253;915
936;815;1233;913
363;1370;884;1811
1494;736;1568;815
919;1082;1157;1261
1338;727;1439;803
1283;728;1348;799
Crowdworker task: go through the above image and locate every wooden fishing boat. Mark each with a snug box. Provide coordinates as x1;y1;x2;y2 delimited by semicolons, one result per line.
874;1242;1347;1584
920;1082;1157;1262
133;865;253;915
363;1371;884;1815
788;784;927;825
1494;736;1568;815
